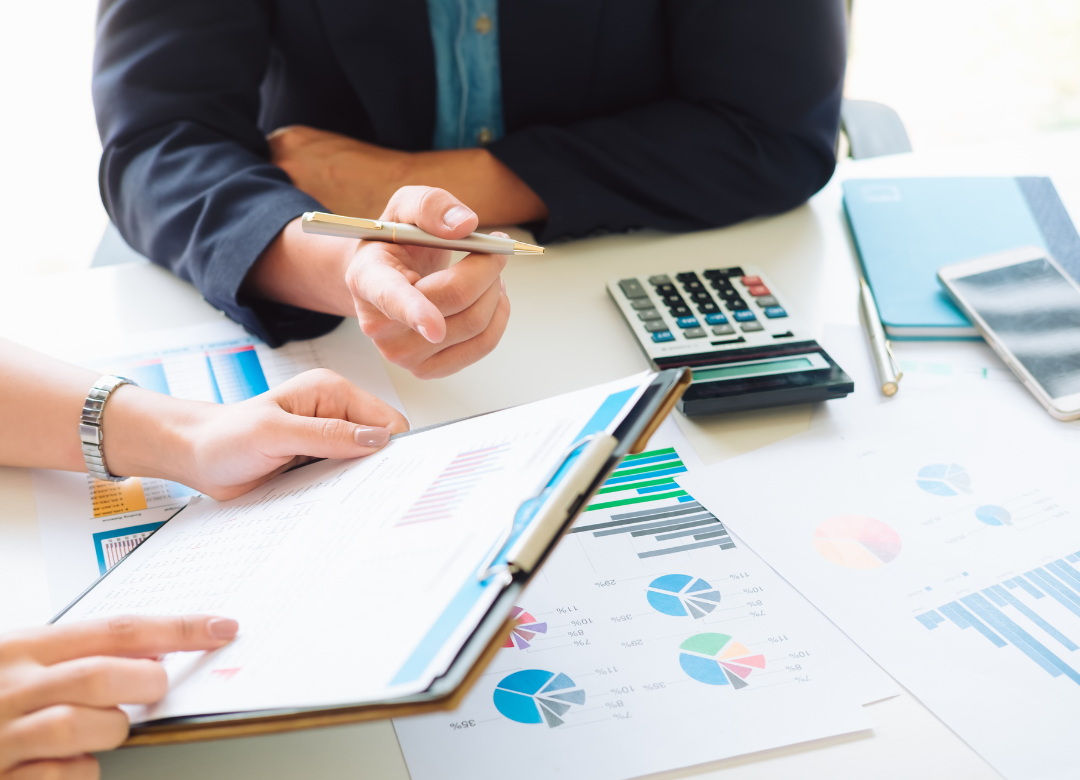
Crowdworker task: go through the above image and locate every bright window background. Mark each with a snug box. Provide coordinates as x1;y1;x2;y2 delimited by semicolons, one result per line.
1;0;1078;276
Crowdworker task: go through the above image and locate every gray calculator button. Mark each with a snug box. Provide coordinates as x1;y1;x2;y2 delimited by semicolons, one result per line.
644;320;670;333
682;327;706;339
637;309;662;321
710;324;735;336
755;295;779;307
618;278;648;299
630;299;656;310
648;274;672;286
740;321;764;332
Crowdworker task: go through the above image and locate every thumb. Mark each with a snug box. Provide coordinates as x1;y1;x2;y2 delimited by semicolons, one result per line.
265;411;391;461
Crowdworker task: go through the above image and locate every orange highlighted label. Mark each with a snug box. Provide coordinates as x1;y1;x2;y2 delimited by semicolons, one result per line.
91;477;148;518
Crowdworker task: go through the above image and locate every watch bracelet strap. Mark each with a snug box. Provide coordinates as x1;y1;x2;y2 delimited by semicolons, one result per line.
80;375;138;482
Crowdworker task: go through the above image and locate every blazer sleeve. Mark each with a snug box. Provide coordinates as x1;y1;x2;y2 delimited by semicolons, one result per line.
93;0;342;347
487;0;848;243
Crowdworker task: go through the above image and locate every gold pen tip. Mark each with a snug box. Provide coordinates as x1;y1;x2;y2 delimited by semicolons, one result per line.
882;382;899;396
513;241;545;254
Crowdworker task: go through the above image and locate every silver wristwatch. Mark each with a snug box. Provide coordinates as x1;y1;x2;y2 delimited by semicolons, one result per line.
80;375;138;482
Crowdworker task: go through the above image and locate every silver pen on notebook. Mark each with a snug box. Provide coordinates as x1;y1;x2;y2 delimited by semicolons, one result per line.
300;211;544;255
858;274;903;396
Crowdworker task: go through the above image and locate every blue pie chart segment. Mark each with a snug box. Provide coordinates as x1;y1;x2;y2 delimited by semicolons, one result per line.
493;670;586;727
916;464;972;496
647;574;722;619
975;505;1011;526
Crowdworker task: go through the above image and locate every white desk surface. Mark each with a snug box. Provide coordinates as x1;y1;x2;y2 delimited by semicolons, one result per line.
3;131;1078;779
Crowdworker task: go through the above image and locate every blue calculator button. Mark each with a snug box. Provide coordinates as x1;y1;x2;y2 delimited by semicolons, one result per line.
763;306;788;319
651;331;675;343
676;316;700;329
732;310;757;322
704;313;728;325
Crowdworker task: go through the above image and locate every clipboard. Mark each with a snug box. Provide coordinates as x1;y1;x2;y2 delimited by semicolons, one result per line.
54;368;690;746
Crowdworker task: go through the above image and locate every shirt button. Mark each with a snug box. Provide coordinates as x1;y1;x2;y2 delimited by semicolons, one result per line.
477;127;493;145
474;14;492;34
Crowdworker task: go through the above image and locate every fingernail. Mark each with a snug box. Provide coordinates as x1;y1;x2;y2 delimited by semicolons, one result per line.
208;618;239;640
355;426;390;447
443;205;472;228
417;324;434;342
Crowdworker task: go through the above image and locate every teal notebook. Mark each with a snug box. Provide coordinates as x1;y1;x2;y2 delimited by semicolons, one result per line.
842;177;1080;339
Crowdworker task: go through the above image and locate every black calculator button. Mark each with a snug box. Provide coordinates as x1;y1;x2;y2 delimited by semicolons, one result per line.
724;267;745;278
754;295;779;308
637;309;662;321
644;320;670;333
662;294;684;307
727;298;749;310
711;324;735;336
630;298;656;310
688;290;713;303
682;280;704;293
656;283;678;296
648;275;673;287
618;279;648;299
682;327;707;339
668;305;691;317
715;286;738;298
675;272;700;283
697;302;720;314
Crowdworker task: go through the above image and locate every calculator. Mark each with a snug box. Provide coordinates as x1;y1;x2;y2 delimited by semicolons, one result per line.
607;267;853;415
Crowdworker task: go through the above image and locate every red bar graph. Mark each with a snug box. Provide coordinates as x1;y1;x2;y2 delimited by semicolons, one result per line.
398;443;510;525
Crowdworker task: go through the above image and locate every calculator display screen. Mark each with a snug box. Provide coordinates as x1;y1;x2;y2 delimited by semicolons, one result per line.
693;357;814;382
950;258;1080;399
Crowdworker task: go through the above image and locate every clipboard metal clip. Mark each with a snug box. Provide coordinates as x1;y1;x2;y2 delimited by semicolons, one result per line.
476;433;604;582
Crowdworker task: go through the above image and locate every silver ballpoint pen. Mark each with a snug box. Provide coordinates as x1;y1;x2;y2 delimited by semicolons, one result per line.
300;211;545;255
858;273;903;396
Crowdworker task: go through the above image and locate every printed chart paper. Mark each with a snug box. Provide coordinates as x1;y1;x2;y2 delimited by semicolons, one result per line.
32;320;403;610
680;381;1080;780
394;422;873;780
53;376;645;722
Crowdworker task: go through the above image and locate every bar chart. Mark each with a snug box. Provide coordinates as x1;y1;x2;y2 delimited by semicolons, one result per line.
917;549;1080;685
570;448;734;559
398;443;511;525
93;522;166;574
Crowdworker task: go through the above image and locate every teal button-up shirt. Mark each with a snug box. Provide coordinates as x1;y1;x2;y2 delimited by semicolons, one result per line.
426;0;505;149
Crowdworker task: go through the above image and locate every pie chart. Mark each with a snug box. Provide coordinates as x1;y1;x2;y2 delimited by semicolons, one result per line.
975;505;1012;526
916;464;973;496
647;574;722;619
493;670;586;728
813;515;902;569
678;633;765;689
502;606;549;650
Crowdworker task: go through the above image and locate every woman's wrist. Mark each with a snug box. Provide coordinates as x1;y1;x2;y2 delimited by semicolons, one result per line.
101;385;205;486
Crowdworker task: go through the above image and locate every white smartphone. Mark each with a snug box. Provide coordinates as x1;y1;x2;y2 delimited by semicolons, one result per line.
938;246;1080;421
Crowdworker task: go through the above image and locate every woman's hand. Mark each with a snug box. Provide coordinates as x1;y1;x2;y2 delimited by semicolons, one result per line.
105;369;410;500
0;615;238;779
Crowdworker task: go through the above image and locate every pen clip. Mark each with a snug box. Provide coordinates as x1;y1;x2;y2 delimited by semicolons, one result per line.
884;340;904;382
475;433;602;582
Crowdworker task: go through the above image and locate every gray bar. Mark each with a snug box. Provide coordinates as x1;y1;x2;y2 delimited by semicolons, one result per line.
655;521;723;541
693;530;731;541
612;502;701;521
638;538;729;558
595;513;714;537
631;517;718;537
575;507;710;535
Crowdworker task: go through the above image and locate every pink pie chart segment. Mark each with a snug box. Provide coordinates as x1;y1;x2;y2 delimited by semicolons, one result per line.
813;515;902;569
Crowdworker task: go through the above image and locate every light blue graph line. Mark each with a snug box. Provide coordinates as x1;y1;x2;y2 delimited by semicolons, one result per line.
1026;569;1080;617
203;355;224;403
603;466;687;485
678;496;696;503
962;593;1080;684
610;452;679;470
1011;576;1045;599
1048;559;1080;592
988;584;1078;651
940;602;1007;648
637;482;678;494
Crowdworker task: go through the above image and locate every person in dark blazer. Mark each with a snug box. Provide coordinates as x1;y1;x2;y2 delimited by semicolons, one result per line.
93;0;847;377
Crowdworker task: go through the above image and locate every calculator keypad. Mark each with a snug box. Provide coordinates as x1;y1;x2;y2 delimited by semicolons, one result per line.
613;266;798;352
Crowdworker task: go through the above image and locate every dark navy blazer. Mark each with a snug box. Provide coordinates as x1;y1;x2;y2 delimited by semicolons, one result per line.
94;0;847;345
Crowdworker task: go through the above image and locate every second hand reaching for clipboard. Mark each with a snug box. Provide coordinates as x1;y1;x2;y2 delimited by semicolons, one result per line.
301;211;545;255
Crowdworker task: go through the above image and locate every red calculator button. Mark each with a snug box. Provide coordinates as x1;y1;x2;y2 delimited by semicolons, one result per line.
747;284;770;297
740;275;762;287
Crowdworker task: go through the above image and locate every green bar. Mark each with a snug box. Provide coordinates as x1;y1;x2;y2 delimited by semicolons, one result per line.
609;460;685;479
585;490;688;511
596;477;675;495
620;447;676;463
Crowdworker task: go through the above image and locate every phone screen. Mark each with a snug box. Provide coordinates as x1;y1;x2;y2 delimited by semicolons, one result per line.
950;257;1080;399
